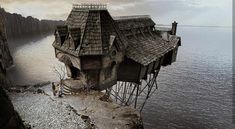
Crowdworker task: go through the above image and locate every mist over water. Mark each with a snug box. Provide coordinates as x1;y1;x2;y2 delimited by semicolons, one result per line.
7;27;233;129
7;35;60;85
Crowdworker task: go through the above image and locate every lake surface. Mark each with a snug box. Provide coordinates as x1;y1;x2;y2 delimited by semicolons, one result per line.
7;27;234;129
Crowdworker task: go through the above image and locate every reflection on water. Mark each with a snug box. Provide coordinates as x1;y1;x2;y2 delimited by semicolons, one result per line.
7;27;234;129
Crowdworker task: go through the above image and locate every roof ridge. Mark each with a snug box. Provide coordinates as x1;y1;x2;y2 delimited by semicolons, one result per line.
73;3;107;11
113;15;151;20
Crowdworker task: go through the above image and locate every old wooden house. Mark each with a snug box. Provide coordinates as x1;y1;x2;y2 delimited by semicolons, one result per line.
53;4;181;91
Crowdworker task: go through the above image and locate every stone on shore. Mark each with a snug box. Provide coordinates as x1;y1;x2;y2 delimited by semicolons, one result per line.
8;85;143;129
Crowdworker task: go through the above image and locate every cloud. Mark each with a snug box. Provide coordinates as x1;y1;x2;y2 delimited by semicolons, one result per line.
0;0;232;26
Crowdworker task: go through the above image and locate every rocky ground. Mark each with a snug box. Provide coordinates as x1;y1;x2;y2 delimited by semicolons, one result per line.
9;92;88;129
7;84;143;129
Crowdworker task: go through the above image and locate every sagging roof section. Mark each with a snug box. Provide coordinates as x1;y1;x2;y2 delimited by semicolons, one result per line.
113;16;180;66
125;34;179;66
114;15;155;31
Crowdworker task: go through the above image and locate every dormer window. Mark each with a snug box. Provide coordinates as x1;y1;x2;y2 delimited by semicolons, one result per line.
55;31;61;45
56;25;68;46
69;28;81;50
68;34;74;49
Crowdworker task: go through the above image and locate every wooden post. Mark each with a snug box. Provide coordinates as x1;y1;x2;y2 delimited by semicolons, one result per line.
134;84;139;108
171;21;178;35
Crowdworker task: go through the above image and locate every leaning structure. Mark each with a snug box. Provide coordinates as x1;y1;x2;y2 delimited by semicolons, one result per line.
53;4;181;109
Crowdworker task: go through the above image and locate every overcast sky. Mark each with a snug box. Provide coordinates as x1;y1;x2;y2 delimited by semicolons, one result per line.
0;0;232;26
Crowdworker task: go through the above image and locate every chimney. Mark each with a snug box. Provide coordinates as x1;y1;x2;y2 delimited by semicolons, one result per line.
171;21;178;35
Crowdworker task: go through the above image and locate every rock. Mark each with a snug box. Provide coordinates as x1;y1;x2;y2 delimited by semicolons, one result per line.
99;94;111;102
9;92;88;129
0;84;26;129
0;9;13;75
81;115;89;120
37;89;45;94
0;15;25;129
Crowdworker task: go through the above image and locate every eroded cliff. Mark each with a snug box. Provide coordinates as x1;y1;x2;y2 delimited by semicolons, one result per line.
0;12;26;129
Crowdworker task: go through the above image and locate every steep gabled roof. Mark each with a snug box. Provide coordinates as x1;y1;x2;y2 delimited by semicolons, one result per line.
100;10;127;52
55;7;127;56
65;7;89;52
79;10;103;55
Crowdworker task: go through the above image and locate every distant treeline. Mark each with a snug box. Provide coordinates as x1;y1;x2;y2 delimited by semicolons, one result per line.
0;7;64;39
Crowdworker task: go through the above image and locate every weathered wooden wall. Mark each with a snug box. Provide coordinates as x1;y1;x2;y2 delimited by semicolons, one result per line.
117;58;141;83
80;56;102;70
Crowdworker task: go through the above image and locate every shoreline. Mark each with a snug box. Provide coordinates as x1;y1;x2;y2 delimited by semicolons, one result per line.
7;83;144;129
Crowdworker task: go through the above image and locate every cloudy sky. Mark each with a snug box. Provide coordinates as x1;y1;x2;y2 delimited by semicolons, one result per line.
0;0;232;26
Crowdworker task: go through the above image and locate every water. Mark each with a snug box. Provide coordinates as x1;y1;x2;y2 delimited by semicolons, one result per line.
7;35;60;85
7;27;233;129
142;27;233;129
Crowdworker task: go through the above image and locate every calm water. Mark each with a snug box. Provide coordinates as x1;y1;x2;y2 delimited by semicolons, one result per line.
7;27;233;129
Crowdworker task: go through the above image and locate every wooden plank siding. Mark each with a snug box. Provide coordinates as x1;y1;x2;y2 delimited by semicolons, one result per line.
80;56;102;70
83;69;100;88
171;46;178;63
139;65;147;80
161;45;179;66
147;62;154;74
161;50;173;66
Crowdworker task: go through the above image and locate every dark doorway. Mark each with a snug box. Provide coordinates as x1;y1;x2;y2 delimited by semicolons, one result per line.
69;65;80;78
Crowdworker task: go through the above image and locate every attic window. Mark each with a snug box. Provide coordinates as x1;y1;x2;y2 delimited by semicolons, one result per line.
55;32;61;44
69;28;81;49
61;35;66;43
111;50;116;57
109;35;116;48
56;25;68;45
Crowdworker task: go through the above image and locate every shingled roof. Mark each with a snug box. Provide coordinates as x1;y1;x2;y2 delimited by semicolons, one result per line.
56;25;68;35
125;33;180;66
55;6;127;56
114;16;180;66
114;15;155;31
69;28;81;49
53;5;180;66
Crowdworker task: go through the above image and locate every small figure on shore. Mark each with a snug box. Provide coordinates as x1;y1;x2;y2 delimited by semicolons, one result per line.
51;82;56;96
58;84;63;98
